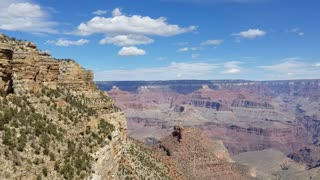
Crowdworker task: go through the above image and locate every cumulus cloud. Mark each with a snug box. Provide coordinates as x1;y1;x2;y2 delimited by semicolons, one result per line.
177;47;198;52
233;29;266;39
259;58;320;79
112;8;122;17
92;10;107;15
77;8;196;36
221;61;242;74
99;34;154;46
77;8;196;56
47;38;89;46
94;62;217;81
118;46;146;56
0;0;57;33
201;39;223;46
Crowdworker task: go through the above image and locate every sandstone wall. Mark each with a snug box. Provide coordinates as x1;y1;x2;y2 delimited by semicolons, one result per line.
0;34;97;94
0;43;13;94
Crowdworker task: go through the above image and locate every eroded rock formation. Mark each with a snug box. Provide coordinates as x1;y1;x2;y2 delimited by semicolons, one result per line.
0;34;96;95
0;34;127;180
99;79;320;169
157;126;255;180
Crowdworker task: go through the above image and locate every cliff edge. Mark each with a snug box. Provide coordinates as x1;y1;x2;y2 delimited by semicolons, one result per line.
0;34;127;180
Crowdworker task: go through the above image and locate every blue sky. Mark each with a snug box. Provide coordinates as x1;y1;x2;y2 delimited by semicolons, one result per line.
1;0;320;81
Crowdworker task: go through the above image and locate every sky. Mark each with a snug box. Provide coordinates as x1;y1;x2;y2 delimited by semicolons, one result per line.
1;0;320;81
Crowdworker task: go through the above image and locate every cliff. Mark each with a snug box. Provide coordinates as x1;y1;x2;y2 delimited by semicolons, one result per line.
0;33;97;94
0;34;127;179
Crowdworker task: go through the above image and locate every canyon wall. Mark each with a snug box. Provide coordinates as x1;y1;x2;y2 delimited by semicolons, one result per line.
98;79;320;168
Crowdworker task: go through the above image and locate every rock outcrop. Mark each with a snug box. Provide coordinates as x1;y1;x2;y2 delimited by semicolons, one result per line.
0;34;96;95
0;33;127;180
156;126;255;180
0;42;13;94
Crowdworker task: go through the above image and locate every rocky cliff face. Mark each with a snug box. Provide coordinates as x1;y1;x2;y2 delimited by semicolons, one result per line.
0;34;97;95
0;34;127;180
0;41;14;94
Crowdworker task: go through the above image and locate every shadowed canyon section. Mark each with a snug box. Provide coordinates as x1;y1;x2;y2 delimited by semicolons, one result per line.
97;80;320;170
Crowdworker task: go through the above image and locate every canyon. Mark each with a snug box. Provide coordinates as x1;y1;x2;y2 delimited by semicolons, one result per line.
98;79;320;178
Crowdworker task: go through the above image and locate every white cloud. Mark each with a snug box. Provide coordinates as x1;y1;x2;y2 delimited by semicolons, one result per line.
260;58;320;80
77;8;196;36
177;47;198;52
94;58;320;81
112;8;122;17
290;28;299;33
118;46;146;56
157;57;167;61
261;60;302;71
192;54;200;59
0;0;57;33
94;62;217;81
99;34;154;46
177;47;189;52
224;68;240;74
221;61;242;74
93;10;107;15
8;2;43;17
201;39;223;46
233;29;266;39
47;38;89;46
288;28;304;36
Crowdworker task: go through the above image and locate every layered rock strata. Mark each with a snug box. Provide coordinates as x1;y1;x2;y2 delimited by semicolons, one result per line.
0;34;127;180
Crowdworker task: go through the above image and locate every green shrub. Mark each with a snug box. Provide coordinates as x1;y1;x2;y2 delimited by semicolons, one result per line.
2;128;15;150
16;134;27;152
98;119;114;136
42;167;48;177
50;152;56;161
60;163;74;179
